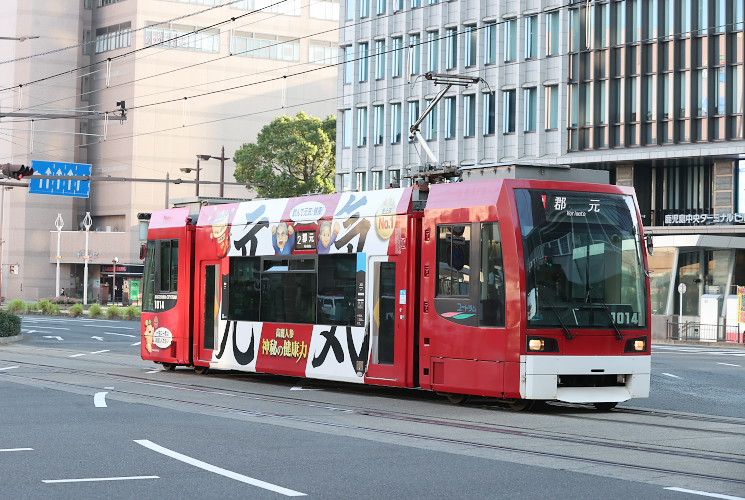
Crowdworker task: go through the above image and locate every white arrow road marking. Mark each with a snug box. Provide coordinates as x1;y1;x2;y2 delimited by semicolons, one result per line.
104;332;136;338
91;336;104;341
134;440;306;497
43;336;64;341
94;392;108;408
1;448;33;452
43;476;159;484
290;385;322;391
23;330;37;334
0;366;19;371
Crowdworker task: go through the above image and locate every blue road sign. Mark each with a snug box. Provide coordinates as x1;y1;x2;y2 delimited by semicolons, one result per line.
29;161;92;198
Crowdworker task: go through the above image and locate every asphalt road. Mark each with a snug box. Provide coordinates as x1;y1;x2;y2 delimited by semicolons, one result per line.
0;316;743;500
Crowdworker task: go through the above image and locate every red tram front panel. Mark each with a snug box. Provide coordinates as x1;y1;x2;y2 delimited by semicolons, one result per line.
190;188;418;388
140;207;194;367
418;179;651;403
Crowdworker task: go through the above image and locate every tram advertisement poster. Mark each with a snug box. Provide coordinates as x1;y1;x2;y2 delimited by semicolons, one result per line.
738;286;745;323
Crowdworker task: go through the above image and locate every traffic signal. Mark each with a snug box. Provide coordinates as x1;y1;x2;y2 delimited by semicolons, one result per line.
0;163;34;179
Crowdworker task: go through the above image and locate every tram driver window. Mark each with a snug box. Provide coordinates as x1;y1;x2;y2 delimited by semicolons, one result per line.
479;223;505;327
437;225;471;296
228;257;260;321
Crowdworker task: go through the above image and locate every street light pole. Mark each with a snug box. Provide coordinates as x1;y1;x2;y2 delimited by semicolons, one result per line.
55;213;64;297
82;212;92;305
112;257;119;305
195;158;200;197
197;146;229;198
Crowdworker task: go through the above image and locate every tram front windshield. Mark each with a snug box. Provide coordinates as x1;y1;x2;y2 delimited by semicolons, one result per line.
516;189;647;329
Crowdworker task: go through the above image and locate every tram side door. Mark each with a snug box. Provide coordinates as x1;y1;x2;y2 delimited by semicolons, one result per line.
195;262;221;364
365;256;409;385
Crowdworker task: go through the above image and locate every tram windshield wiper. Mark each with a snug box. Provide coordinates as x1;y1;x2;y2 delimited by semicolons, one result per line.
580;298;624;340
538;289;574;340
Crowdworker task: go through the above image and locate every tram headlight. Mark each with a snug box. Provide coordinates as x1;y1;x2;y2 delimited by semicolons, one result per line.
527;336;559;352
528;339;545;351
624;337;647;352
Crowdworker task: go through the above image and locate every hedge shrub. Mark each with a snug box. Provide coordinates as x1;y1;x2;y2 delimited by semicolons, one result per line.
88;304;103;319
6;299;26;314
123;305;141;320
105;305;122;319
0;311;21;337
68;303;85;318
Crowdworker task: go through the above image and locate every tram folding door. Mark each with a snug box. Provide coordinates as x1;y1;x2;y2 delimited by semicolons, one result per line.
195;262;221;366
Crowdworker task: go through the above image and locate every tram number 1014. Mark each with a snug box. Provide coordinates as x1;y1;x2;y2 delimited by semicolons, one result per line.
610;311;639;326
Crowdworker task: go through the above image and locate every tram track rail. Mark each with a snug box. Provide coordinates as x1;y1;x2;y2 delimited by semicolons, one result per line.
1;354;744;490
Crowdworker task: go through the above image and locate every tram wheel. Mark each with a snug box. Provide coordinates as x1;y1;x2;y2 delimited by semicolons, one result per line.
593;402;618;411
507;399;535;411
160;363;176;371
445;393;470;405
193;365;209;375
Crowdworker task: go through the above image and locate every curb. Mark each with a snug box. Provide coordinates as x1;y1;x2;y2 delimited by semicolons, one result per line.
0;334;23;344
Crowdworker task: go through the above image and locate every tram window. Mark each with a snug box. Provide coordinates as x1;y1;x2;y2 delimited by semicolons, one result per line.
317;254;356;325
228;257;260;321
436;225;471;296
142;239;179;312
479;223;505;327
261;257;317;324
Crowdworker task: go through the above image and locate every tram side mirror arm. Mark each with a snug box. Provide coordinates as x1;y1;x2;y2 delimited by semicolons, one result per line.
644;233;654;256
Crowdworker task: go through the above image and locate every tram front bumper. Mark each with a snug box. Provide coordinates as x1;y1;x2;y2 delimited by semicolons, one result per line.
519;355;651;403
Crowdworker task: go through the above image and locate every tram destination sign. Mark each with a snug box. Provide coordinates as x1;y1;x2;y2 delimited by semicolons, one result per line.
664;212;745;225
29;160;92;198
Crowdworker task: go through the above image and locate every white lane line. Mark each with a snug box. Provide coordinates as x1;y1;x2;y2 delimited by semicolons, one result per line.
0;448;33;452
94;392;108;408
131;341;141;346
662;372;681;378
146;370;159;374
134;440;306;497
0;366;19;371
717;362;741;367
43;476;159;484
664;487;745;499
89;350;110;355
68;353;85;358
104;386;115;390
104;332;136;338
91;336;104;341
43;336;64;341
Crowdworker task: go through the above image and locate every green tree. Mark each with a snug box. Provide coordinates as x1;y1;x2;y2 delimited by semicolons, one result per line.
234;112;336;198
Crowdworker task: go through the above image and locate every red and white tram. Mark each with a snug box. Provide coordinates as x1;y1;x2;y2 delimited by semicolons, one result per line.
141;173;651;409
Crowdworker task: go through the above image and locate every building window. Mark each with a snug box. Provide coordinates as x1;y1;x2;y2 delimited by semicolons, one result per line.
389;169;400;187
309;0;340;20
373;105;385;145
425;99;438;140
569;8;580;52
355;172;367;191
393;0;403;11
483;92;496;135
145;24;219;54
484;21;497;64
360;0;369;17
546;11;559;56
344;46;354;83
524;87;537;132
97;22;132;54
80;74;91;101
696;69;708;117
465;25;477;66
376;0;386;15
445;28;457;69
445;96;457;138
613;1;626;45
342;109;352;148
408;100;420;140
463;94;476;137
82;30;92;55
427;31;439;72
599;80;608;124
391;103;402;143
358;42;369;82
503;19;516;62
545;85;559;130
231;32;298;60
525;15;537;59
373;171;384;189
410;0;421;8
97;0;125;6
375;40;386;79
346;0;355;20
503;89;516;133
357;107;368;146
309;40;338;65
408;34;421;76
233;0;301;14
391;37;403;77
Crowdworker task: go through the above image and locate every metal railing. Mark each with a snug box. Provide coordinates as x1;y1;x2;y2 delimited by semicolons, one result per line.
666;321;744;343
